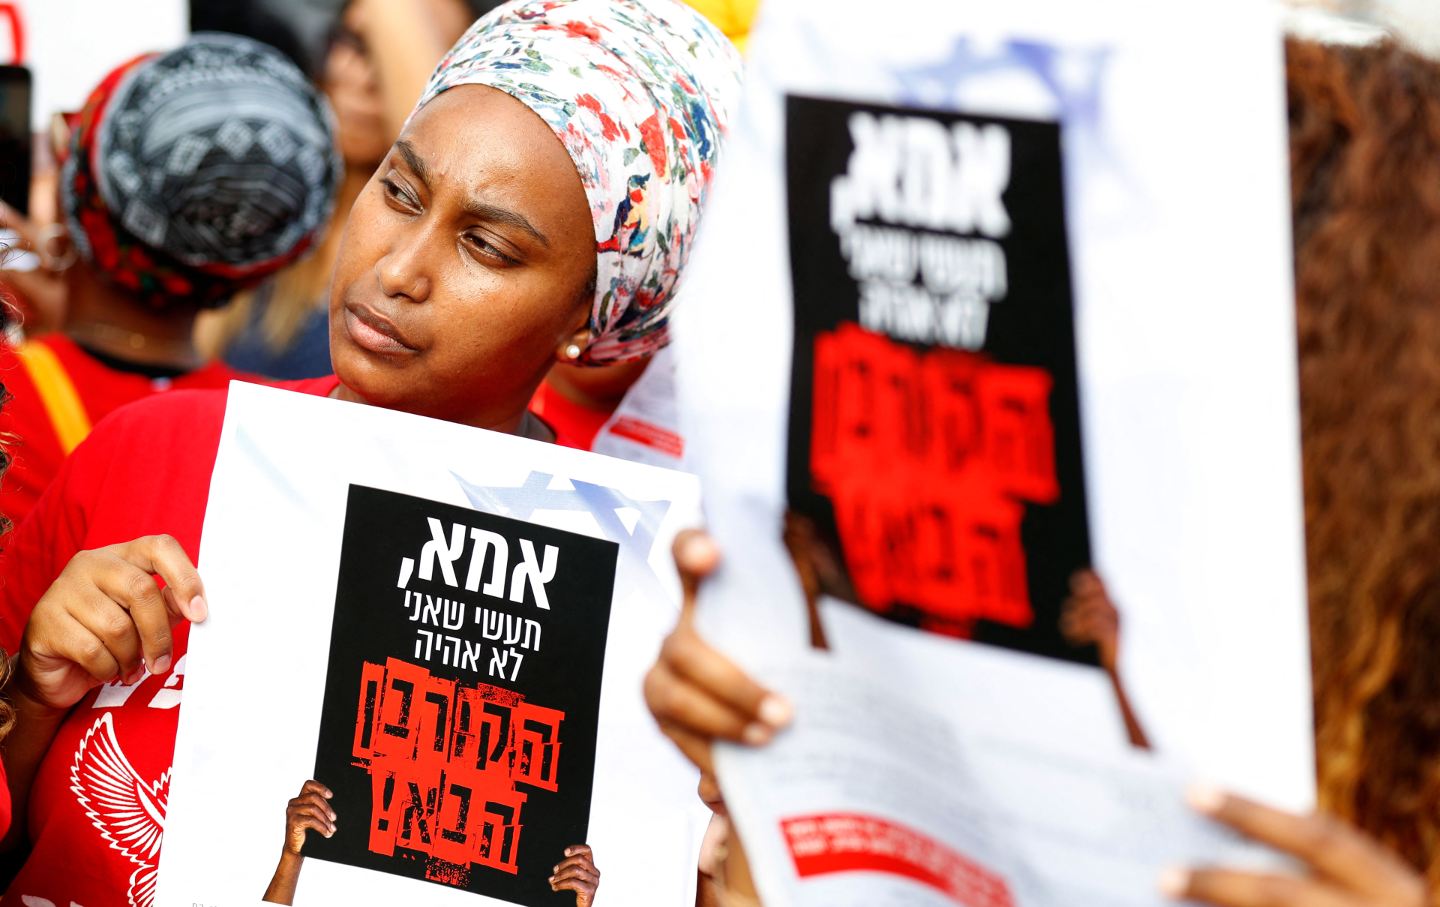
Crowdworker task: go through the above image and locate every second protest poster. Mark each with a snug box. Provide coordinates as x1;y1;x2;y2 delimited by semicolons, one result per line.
675;0;1310;902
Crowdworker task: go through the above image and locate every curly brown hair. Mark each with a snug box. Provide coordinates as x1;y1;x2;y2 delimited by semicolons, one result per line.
1289;36;1440;888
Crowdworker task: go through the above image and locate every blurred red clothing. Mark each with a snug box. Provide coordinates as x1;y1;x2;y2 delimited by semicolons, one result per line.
0;377;336;907
0;334;257;529
529;379;612;450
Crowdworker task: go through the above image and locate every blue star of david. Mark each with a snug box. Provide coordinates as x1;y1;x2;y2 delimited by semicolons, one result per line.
452;470;672;565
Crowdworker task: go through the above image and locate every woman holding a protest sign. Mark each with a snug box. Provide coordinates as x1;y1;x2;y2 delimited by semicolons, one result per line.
0;2;739;904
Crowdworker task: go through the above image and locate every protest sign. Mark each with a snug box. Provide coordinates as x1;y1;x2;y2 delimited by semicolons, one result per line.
678;0;1310;804
674;0;1311;900
157;382;707;906
785;95;1089;660
720;623;1285;907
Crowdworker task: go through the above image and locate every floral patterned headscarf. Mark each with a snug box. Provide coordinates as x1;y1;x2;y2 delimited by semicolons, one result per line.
415;0;742;365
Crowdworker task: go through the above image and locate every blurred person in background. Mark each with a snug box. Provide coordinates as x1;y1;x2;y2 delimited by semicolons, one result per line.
0;33;339;528
1285;33;1440;896
643;31;1440;907
685;0;760;51
196;0;478;379
0;376;16;842
0;3;738;905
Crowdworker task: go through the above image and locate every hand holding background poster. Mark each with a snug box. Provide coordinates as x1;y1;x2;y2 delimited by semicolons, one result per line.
671;0;1312;901
157;382;708;907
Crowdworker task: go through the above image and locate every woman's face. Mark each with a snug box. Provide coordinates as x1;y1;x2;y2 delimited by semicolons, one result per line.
321;5;389;168
328;84;596;428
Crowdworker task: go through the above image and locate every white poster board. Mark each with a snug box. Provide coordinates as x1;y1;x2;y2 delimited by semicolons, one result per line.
158;382;708;907
675;0;1310;859
676;1;1311;899
4;0;187;130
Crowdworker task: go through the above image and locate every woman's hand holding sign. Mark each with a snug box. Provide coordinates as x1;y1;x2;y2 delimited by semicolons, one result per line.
1168;790;1425;907
1;534;206;852
644;530;790;906
16;534;207;712
643;531;794;777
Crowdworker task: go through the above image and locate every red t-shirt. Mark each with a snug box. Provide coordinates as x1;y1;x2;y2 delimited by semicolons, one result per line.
528;380;612;451
0;375;338;907
0;334;257;530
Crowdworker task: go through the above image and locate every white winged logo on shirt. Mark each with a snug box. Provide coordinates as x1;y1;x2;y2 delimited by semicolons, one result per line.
70;712;169;907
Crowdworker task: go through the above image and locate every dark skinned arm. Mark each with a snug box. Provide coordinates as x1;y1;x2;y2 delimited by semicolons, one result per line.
263;780;336;905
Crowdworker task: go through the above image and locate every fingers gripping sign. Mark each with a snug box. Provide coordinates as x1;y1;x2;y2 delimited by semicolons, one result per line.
1163;788;1426;907
643;530;794;778
549;843;600;906
1060;569;1121;670
18;534;208;712
264;780;336;905
286;780;337;855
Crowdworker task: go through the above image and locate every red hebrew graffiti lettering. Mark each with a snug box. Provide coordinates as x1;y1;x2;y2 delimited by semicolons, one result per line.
474;786;529;874
976;366;1058;504
811;323;1059;630
782;813;1017;907
353;657;564;885
920;349;984;478
512;703;565;792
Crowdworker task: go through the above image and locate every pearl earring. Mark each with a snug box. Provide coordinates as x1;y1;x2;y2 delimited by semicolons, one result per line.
565;343;582;360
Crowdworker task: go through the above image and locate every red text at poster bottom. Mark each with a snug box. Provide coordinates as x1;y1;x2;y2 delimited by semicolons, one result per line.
354;658;566;886
781;813;1017;907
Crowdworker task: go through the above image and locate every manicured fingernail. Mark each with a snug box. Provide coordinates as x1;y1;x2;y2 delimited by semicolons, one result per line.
324;829;333;838
152;654;171;675
323;787;334;798
1158;867;1189;898
328;811;337;821
552;865;560;873
758;695;793;728
565;847;577;856
742;722;772;745
190;595;208;622
1186;784;1225;815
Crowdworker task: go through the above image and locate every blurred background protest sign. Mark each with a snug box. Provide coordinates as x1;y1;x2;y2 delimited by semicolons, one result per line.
677;0;1311;829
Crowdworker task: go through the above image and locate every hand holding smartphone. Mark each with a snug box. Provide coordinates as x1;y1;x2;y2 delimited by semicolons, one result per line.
0;63;30;217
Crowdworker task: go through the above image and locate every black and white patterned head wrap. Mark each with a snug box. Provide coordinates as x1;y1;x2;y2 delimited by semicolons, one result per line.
62;33;342;309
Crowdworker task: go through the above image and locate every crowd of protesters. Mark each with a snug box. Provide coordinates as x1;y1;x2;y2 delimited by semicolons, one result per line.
0;1;1436;906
